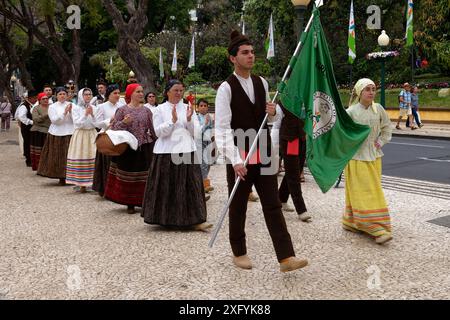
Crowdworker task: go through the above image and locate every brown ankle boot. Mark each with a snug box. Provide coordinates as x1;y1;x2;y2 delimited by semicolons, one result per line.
232;255;253;270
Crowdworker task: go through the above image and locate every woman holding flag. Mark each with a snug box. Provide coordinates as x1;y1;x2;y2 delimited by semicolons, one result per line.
343;78;393;244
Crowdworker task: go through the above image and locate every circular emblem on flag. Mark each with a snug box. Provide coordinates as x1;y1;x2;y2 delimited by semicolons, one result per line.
312;91;336;139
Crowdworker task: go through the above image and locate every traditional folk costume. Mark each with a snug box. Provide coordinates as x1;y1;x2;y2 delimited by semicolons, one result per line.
30;93;51;171
141;98;207;228
37;88;74;180
195;111;215;191
92;85;125;196
104;84;156;208
65;89;97;187
343;79;393;242
17;96;36;167
271;103;309;220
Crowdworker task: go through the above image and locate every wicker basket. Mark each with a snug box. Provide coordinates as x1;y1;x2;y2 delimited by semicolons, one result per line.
95;132;128;156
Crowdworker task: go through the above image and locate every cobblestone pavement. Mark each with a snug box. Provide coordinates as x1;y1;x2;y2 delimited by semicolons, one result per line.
1;125;450;300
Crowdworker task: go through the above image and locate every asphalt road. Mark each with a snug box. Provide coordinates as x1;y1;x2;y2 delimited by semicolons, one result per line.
382;136;450;185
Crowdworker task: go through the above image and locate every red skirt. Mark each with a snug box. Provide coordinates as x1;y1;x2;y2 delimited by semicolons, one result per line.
104;143;153;207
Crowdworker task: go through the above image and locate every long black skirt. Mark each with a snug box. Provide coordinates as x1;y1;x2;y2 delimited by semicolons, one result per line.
37;134;71;179
141;152;207;227
104;143;153;207
92;151;111;196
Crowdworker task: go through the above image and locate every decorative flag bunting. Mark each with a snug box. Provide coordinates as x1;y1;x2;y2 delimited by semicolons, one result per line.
159;47;164;79
348;0;356;64
171;41;177;72
265;13;275;60
188;33;195;68
405;0;414;46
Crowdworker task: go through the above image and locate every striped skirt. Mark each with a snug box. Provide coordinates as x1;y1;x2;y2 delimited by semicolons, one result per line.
343;158;392;237
30;131;47;171
104;143;153;207
92;151;111;196
37;134;72;179
66;128;97;187
141;152;207;227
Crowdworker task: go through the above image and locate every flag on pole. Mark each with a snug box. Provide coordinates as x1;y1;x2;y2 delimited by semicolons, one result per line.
348;0;356;64
264;14;275;59
405;0;414;46
241;15;246;35
188;33;195;68
279;7;370;193
171;41;177;72
159;47;164;79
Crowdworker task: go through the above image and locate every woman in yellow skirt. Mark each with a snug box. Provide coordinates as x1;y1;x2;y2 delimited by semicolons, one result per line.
343;78;393;244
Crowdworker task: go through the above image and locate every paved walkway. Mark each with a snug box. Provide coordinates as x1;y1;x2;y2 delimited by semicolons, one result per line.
1;124;449;300
391;121;450;140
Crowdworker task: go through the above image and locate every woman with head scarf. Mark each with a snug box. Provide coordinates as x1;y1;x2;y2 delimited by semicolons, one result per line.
37;87;74;185
65;88;98;193
343;78;393;244
30;93;51;171
92;84;125;196
103;83;156;214
141;79;212;231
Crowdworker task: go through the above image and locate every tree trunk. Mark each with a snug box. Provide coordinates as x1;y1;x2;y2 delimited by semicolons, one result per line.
117;36;156;92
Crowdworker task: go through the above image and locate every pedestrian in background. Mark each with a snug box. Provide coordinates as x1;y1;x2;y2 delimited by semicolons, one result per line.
396;82;416;130
0;97;12;132
410;85;423;128
344;78;393;245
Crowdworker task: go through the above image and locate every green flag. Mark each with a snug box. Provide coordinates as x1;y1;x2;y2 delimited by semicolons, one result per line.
279;8;370;193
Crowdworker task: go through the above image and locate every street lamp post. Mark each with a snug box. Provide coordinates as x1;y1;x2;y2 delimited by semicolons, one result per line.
377;30;390;108
291;0;311;41
10;74;17;102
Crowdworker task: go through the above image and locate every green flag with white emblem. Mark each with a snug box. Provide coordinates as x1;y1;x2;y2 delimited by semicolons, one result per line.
279;7;370;193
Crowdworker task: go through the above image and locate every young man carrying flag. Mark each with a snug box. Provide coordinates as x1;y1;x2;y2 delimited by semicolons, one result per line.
215;30;308;272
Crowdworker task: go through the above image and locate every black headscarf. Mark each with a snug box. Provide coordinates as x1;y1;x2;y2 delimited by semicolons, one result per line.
106;84;120;101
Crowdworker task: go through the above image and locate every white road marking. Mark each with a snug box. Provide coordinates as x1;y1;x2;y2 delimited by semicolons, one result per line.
417;157;450;163
391;142;445;149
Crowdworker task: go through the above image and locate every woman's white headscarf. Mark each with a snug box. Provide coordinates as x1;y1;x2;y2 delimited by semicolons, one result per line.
349;78;377;113
77;88;92;107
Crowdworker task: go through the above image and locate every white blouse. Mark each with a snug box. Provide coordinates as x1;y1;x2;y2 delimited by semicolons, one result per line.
94;100;125;130
72;104;97;130
48;101;74;136
152;101;200;154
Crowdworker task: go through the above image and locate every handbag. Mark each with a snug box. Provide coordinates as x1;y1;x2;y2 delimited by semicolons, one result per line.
95;131;128;156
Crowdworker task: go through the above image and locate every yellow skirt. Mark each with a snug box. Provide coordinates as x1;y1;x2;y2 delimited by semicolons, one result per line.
343;158;391;237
